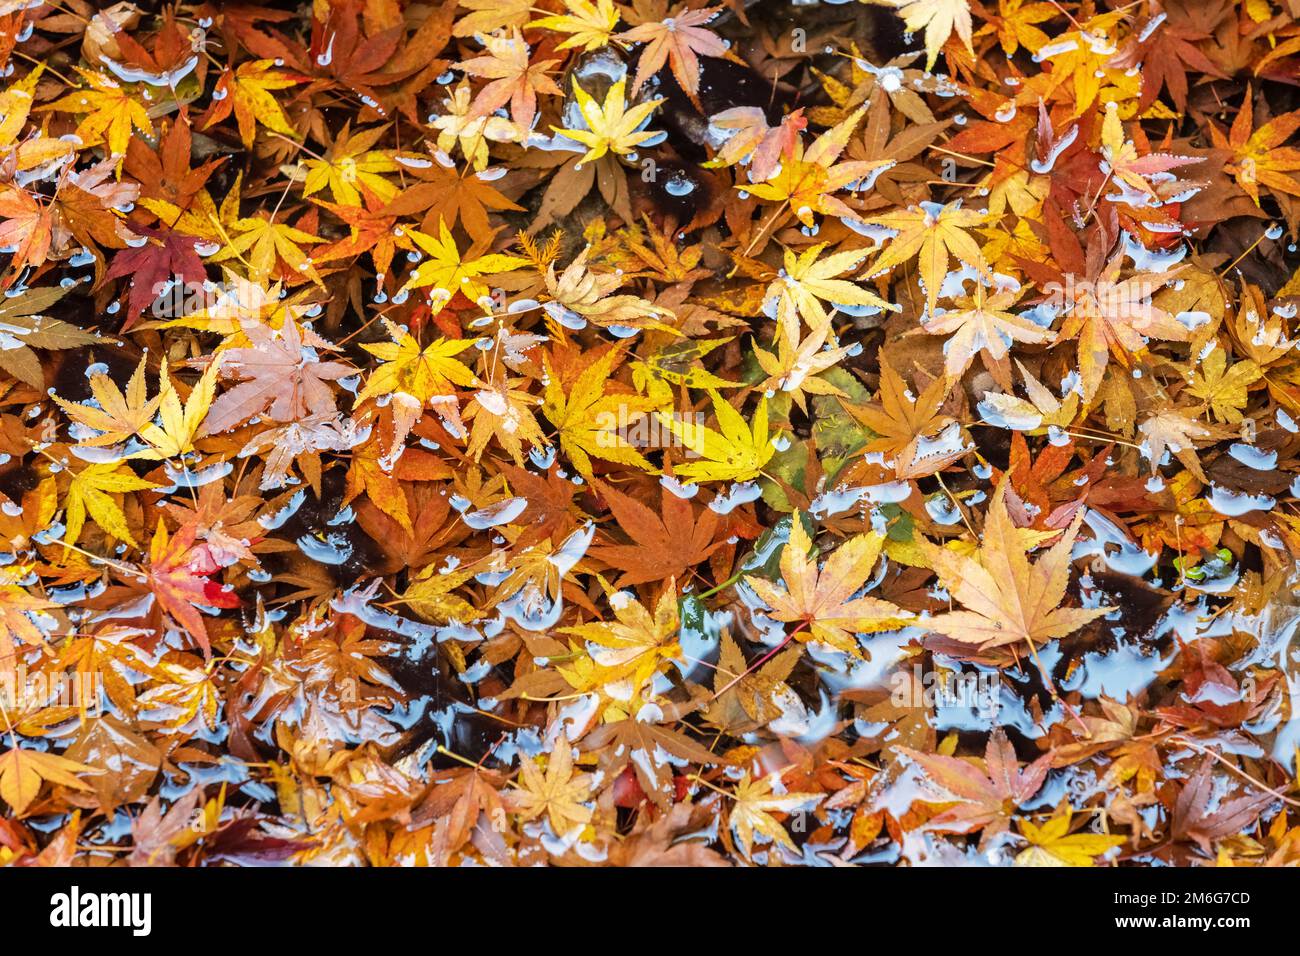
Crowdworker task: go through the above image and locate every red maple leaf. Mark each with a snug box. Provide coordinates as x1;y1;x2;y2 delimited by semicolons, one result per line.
144;518;240;658
106;224;208;328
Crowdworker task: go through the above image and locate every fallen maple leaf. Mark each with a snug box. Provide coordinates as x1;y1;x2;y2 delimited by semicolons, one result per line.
45;68;153;160
63;462;157;549
920;482;1112;649
620;5;728;100
142;518;241;657
459;29;562;132
0;286;98;388
1015;803;1125;866
543;346;657;479
0;747;97;816
507;742;594;836
727;770;823;860
203;320;352;435
745;514;913;656
884;0;974;70
902;728;1053;843
654;391;775;484
203;59;301;149
397;218;529;305
865;199;989;317
589;479;724;586
552;76;664;165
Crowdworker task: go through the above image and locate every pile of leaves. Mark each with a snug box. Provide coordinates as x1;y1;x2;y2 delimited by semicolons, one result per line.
0;0;1298;868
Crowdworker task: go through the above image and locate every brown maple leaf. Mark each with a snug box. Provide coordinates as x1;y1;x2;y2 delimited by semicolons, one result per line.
1167;757;1275;857
901;728;1053;844
582;710;722;809
589;478;725;587
412;766;508;864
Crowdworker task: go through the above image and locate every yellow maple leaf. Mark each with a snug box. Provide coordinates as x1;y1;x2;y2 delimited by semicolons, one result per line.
753;323;854;412
865;199;989;317
543;347;657;479
728;771;823;860
552;76;663;165
0;65;76;173
57;355;222;460
507;743;594;836
655;391;775;484
1187;344;1261;424
1032;12;1133;116
403;564;481;624
920;482;1112;649
138;356;224;459
357;320;479;458
630;337;737;402
398;218;529;306
765;241;895;339
560;580;680;697
975;0;1057;56
138;188;223;244
54;354;160;447
745;514;913;656
210;195;325;285
45;68;153;161
1016;804;1126;866
883;0;974;70
0;747;97;816
301;122;399;206
63;462;158;549
0;65;43;150
529;0;622;51
358;321;479;407
455;0;533;37
136;657;223;732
